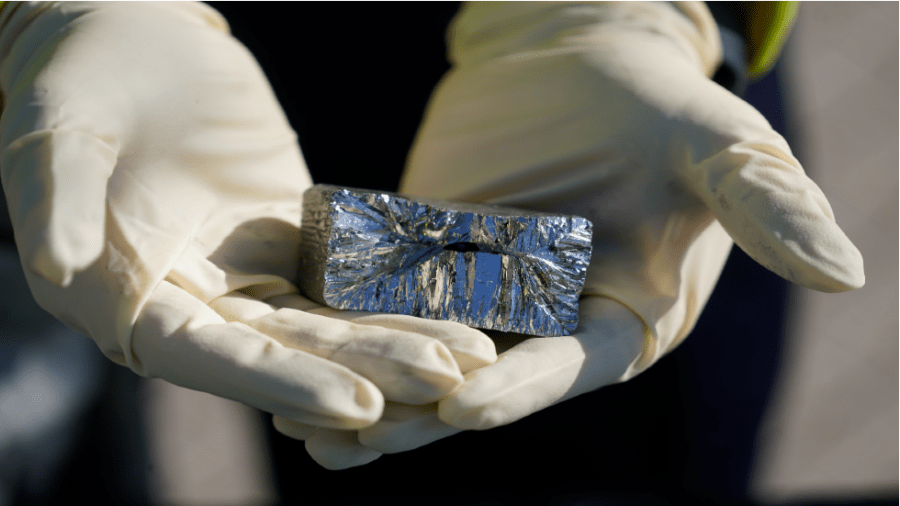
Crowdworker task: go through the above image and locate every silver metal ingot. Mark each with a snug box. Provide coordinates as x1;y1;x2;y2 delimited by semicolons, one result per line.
297;185;593;337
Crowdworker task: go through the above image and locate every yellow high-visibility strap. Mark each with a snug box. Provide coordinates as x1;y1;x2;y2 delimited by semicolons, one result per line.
744;1;799;78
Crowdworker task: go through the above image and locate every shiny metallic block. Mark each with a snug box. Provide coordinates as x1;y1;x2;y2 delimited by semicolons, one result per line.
297;185;592;336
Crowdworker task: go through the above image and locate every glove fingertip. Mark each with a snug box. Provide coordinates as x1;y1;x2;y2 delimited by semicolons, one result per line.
24;238;76;286
305;430;382;471
358;412;463;454
271;415;318;441
316;377;385;430
22;220;108;287
808;245;865;293
703;154;866;293
453;352;497;375
438;397;499;431
731;217;865;293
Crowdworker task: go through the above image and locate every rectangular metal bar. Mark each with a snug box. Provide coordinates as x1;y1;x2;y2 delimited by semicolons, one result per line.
298;185;592;336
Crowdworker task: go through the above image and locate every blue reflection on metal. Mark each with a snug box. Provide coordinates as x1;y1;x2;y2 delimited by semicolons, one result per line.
298;185;593;336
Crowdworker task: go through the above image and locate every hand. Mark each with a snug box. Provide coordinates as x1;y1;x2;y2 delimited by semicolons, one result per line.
286;1;864;468
275;297;644;469
0;1;495;439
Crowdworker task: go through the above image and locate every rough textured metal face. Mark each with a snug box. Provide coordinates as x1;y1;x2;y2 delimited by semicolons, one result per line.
298;185;592;336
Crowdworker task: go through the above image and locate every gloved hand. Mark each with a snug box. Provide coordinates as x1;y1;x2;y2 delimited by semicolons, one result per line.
0;0;496;450
288;1;865;468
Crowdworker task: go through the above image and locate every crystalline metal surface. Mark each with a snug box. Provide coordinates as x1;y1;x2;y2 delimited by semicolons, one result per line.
298;185;593;336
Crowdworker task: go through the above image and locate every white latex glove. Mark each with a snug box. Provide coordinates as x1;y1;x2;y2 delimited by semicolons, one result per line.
0;1;496;438
293;1;865;468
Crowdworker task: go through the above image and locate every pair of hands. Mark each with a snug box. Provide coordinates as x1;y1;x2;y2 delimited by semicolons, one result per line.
0;1;863;470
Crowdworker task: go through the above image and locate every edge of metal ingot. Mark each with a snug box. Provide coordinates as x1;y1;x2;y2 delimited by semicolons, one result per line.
297;185;593;336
